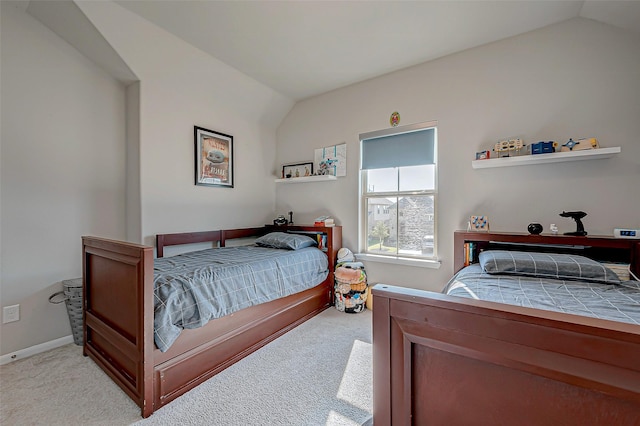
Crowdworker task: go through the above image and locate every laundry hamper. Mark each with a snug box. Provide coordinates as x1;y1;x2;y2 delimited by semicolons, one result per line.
48;278;84;345
334;266;368;314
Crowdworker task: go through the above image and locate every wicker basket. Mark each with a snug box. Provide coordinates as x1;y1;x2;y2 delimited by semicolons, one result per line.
49;278;83;346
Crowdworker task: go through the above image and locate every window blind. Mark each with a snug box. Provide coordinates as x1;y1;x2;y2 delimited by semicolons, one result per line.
361;127;435;170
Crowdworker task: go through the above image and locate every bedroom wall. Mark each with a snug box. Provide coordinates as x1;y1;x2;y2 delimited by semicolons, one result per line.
276;17;640;292
76;1;294;246
1;0;293;357
0;4;127;355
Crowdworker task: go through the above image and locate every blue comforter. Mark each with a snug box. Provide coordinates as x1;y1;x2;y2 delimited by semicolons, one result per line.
444;264;640;326
153;245;328;351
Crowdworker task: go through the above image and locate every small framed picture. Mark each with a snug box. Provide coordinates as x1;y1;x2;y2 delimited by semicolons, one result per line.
194;126;233;188
282;162;313;179
469;216;490;232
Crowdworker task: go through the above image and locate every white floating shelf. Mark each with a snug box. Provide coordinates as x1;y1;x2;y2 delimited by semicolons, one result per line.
275;175;338;183
472;147;621;169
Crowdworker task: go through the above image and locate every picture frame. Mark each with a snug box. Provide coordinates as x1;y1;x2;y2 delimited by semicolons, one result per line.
314;143;346;176
194;126;233;188
282;162;313;179
468;215;490;232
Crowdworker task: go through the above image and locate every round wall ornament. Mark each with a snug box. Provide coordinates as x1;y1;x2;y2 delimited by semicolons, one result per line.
390;111;400;127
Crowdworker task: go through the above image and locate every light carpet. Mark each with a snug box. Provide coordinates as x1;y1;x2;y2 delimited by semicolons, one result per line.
0;308;372;426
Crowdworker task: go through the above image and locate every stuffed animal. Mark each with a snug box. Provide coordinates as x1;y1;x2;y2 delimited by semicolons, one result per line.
337;247;355;264
316;159;336;175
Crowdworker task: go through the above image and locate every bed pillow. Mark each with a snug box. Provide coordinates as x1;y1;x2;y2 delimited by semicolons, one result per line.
478;250;620;284
255;232;317;250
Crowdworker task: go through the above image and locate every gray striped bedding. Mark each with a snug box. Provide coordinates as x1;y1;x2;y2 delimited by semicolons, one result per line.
153;245;328;352
444;264;640;326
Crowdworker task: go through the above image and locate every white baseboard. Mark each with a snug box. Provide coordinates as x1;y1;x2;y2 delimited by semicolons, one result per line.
0;335;75;365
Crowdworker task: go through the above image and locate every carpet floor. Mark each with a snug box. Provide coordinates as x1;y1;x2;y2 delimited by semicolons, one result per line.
0;308;372;426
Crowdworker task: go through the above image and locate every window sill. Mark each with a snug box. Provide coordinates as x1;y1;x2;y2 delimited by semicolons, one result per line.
356;253;441;269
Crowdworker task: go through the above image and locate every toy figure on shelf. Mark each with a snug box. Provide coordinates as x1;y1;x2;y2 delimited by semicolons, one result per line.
562;138;578;151
530;141;557;155
560;137;600;152
475;150;491;160
316;158;336;175
493;138;525;158
559;211;587;236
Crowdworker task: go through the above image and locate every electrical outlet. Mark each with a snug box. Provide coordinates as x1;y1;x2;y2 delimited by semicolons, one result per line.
3;305;20;323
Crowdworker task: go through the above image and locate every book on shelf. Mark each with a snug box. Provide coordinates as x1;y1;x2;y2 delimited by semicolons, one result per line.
463;242;477;266
314;216;335;227
315;222;335;227
316;234;328;249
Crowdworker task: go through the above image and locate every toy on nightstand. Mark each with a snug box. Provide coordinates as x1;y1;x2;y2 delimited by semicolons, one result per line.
560;210;588;236
527;223;543;235
273;215;288;226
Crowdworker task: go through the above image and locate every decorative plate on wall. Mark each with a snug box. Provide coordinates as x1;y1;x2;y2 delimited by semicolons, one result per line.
390;111;400;127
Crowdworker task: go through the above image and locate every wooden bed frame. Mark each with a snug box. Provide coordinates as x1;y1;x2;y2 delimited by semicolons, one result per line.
82;224;341;417
372;231;640;424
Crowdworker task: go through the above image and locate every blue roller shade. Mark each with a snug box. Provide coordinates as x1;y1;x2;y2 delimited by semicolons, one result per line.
361;127;435;170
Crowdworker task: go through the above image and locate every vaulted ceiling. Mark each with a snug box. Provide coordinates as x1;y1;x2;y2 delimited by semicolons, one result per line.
113;1;640;100
17;0;640;101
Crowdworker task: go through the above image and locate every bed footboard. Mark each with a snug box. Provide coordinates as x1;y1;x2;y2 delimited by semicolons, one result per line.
372;284;640;425
82;237;154;417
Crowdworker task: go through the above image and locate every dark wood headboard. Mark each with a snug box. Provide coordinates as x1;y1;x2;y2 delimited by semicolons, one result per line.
156;227;269;257
156;225;342;274
372;231;640;425
454;231;640;278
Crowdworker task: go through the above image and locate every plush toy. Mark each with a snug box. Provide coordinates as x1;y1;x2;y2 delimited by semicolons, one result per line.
316;159;336;175
336;281;351;295
337;247;355;263
335;267;365;284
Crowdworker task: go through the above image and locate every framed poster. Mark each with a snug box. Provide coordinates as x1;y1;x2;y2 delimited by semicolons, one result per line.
314;143;346;177
194;126;233;188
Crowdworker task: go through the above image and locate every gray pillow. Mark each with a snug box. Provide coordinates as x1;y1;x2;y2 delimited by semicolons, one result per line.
255;232;317;250
479;250;620;284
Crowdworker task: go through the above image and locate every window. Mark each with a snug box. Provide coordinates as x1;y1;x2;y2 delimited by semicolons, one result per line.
359;121;437;261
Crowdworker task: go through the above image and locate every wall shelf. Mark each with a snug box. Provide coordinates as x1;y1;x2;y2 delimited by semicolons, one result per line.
472;147;621;169
275;175;337;183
